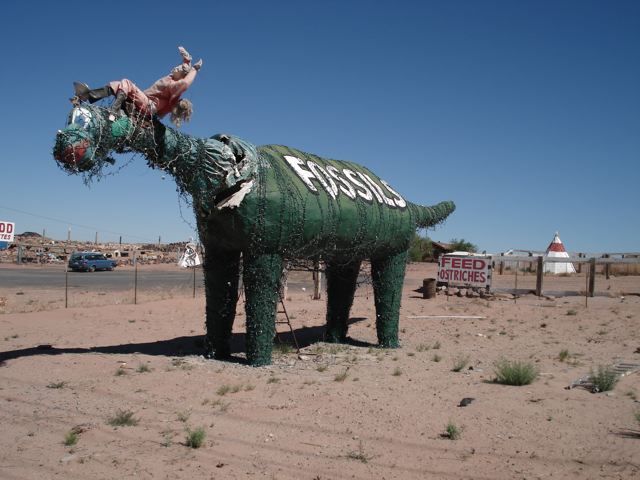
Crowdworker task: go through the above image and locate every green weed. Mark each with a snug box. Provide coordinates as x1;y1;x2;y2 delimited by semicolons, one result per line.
452;355;470;372
136;363;151;373
445;421;461;440
185;427;206;449
47;381;67;389
334;370;349;382
493;359;538;386
107;409;138;427
64;431;78;446
589;365;619;392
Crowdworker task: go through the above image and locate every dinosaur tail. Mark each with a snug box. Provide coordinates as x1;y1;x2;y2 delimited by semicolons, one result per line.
409;201;456;229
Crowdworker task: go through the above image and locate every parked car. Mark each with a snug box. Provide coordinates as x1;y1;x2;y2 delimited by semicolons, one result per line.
68;252;117;272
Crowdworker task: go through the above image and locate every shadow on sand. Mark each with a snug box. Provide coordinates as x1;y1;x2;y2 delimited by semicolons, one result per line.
0;317;372;366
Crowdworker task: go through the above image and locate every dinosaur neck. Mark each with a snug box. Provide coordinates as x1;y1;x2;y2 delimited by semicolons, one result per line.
114;116;226;199
128;119;200;180
98;111;258;209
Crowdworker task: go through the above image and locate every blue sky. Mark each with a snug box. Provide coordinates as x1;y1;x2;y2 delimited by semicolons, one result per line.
0;0;638;253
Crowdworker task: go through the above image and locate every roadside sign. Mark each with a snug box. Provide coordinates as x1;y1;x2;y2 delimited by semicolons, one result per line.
178;242;202;268
437;254;492;289
0;221;15;242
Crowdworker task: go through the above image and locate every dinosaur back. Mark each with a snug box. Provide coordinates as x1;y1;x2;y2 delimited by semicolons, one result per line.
238;145;450;260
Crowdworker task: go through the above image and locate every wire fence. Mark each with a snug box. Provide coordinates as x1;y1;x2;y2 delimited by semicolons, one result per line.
2;256;639;315
0;264;205;314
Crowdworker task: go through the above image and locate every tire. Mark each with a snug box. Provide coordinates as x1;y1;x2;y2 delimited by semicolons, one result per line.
88;265;96;272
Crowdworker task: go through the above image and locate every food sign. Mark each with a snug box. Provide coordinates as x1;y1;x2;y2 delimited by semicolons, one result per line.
0;221;15;242
437;254;492;289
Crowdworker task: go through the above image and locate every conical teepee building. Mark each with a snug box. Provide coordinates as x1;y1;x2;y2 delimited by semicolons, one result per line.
544;232;576;274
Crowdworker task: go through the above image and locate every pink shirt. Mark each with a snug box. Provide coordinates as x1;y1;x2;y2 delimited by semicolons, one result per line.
109;67;198;118
144;68;198;117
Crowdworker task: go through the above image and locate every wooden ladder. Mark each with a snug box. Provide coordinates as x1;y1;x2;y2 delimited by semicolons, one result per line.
275;292;300;353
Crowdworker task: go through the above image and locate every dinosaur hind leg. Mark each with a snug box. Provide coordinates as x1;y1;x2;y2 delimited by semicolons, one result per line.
203;249;241;359
325;260;361;343
243;253;283;366
371;251;408;348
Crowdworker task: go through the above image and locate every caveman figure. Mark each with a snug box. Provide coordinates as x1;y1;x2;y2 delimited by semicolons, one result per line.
72;46;202;127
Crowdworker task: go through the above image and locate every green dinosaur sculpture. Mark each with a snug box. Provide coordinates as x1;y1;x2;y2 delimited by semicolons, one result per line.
53;105;455;366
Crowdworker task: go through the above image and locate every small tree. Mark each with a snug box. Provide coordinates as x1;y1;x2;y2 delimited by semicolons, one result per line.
409;233;433;262
449;238;478;253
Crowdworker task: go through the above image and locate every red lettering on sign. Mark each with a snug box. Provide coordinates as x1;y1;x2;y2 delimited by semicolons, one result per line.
438;255;491;288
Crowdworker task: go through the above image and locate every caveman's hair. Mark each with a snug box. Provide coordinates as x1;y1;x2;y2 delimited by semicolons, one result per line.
170;98;193;128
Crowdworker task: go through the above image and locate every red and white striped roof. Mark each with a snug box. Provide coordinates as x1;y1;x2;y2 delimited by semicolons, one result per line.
544;232;576;273
546;232;567;254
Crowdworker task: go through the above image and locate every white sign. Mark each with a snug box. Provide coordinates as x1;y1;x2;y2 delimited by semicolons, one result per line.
437;255;492;288
178;242;201;268
283;155;407;208
0;221;15;242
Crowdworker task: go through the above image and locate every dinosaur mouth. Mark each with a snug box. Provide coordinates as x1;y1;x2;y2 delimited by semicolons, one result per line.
53;132;94;172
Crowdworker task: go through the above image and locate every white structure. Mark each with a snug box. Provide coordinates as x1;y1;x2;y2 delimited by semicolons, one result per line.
544;232;576;274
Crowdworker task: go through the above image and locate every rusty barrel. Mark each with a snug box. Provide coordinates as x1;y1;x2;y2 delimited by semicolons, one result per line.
423;278;436;299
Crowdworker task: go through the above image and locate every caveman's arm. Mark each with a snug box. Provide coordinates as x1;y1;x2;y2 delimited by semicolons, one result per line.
173;59;202;94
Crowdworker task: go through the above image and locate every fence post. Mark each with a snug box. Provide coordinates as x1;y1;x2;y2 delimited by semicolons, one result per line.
134;251;138;305
604;254;610;280
193;266;196;298
313;260;322;300
577;253;582;274
588;257;596;298
535;256;544;297
514;261;519;303
65;262;69;308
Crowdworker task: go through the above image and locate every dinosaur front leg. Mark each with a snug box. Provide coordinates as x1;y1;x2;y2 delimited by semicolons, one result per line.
242;253;283;366
325;260;361;343
371;251;408;348
203;249;241;359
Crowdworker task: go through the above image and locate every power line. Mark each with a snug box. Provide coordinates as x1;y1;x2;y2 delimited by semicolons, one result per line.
0;204;157;242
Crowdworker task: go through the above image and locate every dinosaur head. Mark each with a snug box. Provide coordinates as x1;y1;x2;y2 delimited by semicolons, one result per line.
53;105;131;177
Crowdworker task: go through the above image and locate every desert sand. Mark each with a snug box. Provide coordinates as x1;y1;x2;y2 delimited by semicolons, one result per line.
1;262;639;479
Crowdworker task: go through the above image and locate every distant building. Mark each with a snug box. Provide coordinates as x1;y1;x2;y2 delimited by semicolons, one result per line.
544;232;576;274
432;241;454;260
